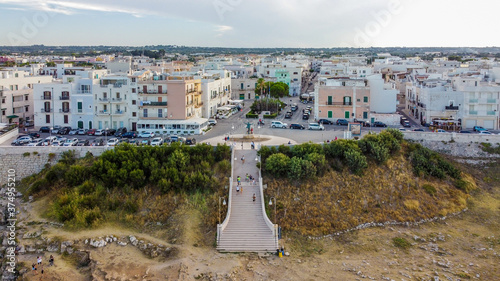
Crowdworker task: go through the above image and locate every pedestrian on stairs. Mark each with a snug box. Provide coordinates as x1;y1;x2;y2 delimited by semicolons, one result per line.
237;176;241;185
245;174;249;182
241;155;245;164
253;193;256;202
236;185;240;193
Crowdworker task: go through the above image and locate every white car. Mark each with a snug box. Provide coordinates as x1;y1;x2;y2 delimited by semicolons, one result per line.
107;138;119;146
479;131;492;135
43;136;58;146
51;140;64;147
95;129;104;136
27;138;43;146
63;138;79;146
16;136;33;144
308;123;325;130
271;121;288;128
139;131;155;138
68;129;79;135
208;119;217;126
150;137;163;146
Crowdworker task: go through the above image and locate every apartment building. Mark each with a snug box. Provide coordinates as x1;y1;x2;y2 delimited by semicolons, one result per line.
231;77;277;100
199;70;232;118
33;69;108;129
0;69;53;125
134;72;208;135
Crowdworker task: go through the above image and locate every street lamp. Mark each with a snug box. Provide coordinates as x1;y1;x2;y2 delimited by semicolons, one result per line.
105;127;108;147
218;196;227;225
269;197;276;224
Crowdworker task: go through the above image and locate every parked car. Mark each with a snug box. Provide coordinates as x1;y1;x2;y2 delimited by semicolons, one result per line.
139;131;155;138
55;136;67;142
122;131;138;138
39;126;50;133
412;128;424;132
459;130;472;134
28;132;40;139
59;127;71;135
27;138;43;146
87;129;96;136
290;123;305;130
129;139;140;146
103;129;116;136
372;121;387;127
51;125;62;134
290;104;298;111
15;135;33;145
51;140;64;147
115;127;127;137
140;139;151;145
473;126;487;132
63;138;79;146
318;119;334;125
271;121;287;128
185;138;196;145
150;137;163;146
91;138;104;146
479;131;493;135
336;119;349;126
208;119;217;126
94;129;104;136
308;123;325;130
118;138;130;144
77;129;88;135
284;111;293;119
436;129;447;133
68;129;79;135
107;138;119;146
77;139;90;146
400;118;411;127
302;113;310;120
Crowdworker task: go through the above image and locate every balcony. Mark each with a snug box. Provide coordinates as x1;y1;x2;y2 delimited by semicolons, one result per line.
487;99;497;104
417;102;426;108
324;101;352;106
77;90;91;94
100;83;124;88
469;110;478;115
487;111;497;116
99;98;109;102
186;100;194;106
139;91;167;95
114;110;124;115
469;99;478;103
41;95;52;100
59;96;70;100
141;101;167;106
195;102;204;108
41;108;51;113
445;105;459;111
111;98;123;103
59;108;70;113
139;115;169;120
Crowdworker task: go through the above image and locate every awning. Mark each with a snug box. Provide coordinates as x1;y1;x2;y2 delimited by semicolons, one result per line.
6;115;19;119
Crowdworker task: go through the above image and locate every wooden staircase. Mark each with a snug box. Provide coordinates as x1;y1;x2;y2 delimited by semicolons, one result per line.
217;148;278;253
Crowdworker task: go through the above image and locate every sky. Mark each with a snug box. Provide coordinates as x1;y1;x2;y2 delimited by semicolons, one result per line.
0;0;499;48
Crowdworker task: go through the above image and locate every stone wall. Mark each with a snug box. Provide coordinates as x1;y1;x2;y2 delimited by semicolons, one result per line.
403;131;500;144
0;147;107;184
0;128;18;145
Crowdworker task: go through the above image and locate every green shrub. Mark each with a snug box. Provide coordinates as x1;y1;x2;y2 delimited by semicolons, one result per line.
455;179;471;193
392;237;412;249
265;153;291;178
33;151;39;155
23;152;30;157
344;149;367;174
246;113;259;118
263;113;278;119
48;153;56;161
422;184;437;195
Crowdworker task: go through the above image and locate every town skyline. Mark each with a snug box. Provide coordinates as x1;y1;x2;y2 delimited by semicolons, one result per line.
1;0;499;48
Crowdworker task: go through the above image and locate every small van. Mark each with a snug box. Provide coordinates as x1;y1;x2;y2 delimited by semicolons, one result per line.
308;123;325;130
271;121;287;128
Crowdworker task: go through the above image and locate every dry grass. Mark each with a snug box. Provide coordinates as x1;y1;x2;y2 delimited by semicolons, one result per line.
264;152;473;236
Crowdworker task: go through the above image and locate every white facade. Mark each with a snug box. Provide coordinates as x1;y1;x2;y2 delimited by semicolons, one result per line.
200;70;232;118
366;74;398;114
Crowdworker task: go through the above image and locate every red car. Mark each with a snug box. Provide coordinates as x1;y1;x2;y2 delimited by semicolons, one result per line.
87;129;96;135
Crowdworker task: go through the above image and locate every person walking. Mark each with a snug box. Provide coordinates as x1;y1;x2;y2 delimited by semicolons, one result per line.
49;255;54;267
253;193;256;202
241;155;245;164
37;256;42;266
245;174;249;182
236;185;240;193
32;263;37;275
237;176;241;185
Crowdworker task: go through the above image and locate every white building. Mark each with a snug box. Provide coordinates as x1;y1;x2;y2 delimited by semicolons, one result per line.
199;70;232;118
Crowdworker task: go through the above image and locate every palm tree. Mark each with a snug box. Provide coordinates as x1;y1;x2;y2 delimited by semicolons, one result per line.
255;78;265;98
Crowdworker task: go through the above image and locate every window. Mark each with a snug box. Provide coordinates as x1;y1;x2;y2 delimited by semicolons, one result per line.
143;109;148;118
25;106;29;112
44;102;51;112
132;112;136;117
131;78;136;82
25;95;29;101
363;112;368;119
328;111;333;118
64;115;68;124
158;109;163;118
45;115;50;123
344;111;350;119
132;88;136;93
343;96;352;105
363;96;368;103
14;73;18;78
327;96;332;105
1;98;5;104
77;102;83;113
132;100;136;105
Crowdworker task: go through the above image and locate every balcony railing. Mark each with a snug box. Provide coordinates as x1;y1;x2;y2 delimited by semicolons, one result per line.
100;83;124;88
418;102;426;108
195;102;204;108
41;108;51;113
325;101;352;106
41;95;52;100
469;99;478;103
114;110;124;115
77;90;91;94
99;98;109;102
59;109;70;113
111;98;123;102
469;110;478;115
187;100;194;106
139;91;167;95
487;99;497;104
445;105;459;110
487;111;497;116
141;101;167;106
59;96;70;100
